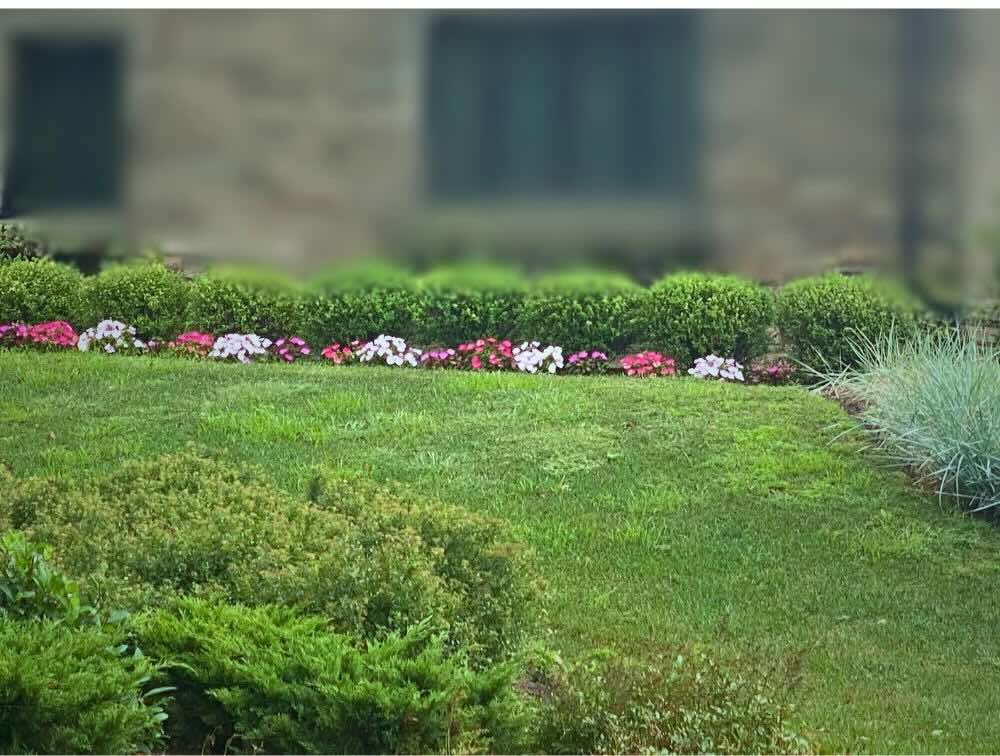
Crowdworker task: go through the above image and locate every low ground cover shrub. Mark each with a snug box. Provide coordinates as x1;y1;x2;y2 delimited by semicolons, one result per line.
133;599;530;755
3;452;538;662
0;257;83;326
819;328;1000;515
645;272;774;366
776;273;919;370
81;263;189;340
516;270;646;353
526;649;807;754
0;619;169;754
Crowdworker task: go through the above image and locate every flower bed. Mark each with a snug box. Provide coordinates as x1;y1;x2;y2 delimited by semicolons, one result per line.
1;319;805;389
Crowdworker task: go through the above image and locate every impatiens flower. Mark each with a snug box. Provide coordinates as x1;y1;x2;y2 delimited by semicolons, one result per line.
209;333;272;363
26;321;77;349
77;320;147;356
512;341;564;374
620;351;676;377
0;322;29;347
563;350;609;375
456;338;513;371
271;336;312;363
168;331;215;358
420;348;459;369
356;335;421;367
688;354;744;382
748;358;796;385
320;341;360;365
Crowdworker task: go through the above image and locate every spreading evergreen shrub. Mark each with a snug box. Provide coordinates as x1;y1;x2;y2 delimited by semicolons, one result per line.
645;272;775;366
185;268;305;338
3;452;538;662
516;270;647;353
81;262;190;339
0;620;168;754
133;599;531;755
775;273;919;369
409;264;527;345
0;257;84;326
302;287;421;345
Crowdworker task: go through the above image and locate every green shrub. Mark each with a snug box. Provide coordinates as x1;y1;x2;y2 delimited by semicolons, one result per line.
302;287;421;345
0;223;47;259
527;649;807;754
81;262;190;339
410;264;527;344
133;598;530;754
0;257;83;325
0;530;97;627
185;273;305;338
308;472;542;662
645;272;774;366
308;258;414;296
776;273;919;369
3;452;538;662
516;270;647;352
0;620;168;754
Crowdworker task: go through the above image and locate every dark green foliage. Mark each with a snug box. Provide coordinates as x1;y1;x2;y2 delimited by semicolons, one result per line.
3;452;538;662
0;256;83;325
645;272;775;366
308;259;415;296
410;264;527;344
516;270;647;352
0;620;168;754
302;287;421;345
0;223;47;259
81;262;190;339
775;274;919;369
308;472;542;662
0;530;97;627
527;649;807;755
133;599;531;755
185;270;305;338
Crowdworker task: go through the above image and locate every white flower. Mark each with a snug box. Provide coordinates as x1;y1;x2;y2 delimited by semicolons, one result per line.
78;320;146;354
689;354;744;382
356;335;420;367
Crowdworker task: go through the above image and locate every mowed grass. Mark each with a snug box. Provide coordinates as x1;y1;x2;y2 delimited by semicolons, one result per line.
2;351;1000;753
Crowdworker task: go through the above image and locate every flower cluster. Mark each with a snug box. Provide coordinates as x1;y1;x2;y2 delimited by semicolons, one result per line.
563;350;609;375
209;333;272;363
688;354;744;382
0;322;29;347
168;331;215;358
77;320;148;355
320;341;359;365
271;336;311;363
420;348;460;369
512;341;564;374
621;351;676;377
748;358;797;385
357;335;421;367
26;321;78;349
456;338;514;371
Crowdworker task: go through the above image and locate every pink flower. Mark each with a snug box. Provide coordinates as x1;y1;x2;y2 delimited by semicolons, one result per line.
0;322;29;347
27;321;77;348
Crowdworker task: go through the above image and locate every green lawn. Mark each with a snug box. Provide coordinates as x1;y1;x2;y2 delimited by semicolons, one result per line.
2;351;1000;753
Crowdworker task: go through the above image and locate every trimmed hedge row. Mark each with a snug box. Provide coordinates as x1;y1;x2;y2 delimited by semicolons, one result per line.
0;256;925;368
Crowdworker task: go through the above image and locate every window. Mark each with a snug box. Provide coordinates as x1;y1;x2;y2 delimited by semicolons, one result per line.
426;12;700;201
2;38;124;217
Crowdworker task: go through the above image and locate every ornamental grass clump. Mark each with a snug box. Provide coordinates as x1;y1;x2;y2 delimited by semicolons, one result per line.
26;320;77;349
819;327;1000;515
209;333;272;363
0;322;28;347
620;351;676;377
689;354;745;382
357;334;421;367
457;338;514;371
271;336;311;363
77;320;149;355
512;341;564;374
563;350;610;375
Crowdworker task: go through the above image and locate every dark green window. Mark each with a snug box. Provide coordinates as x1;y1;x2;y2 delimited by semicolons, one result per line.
427;12;700;200
2;38;124;217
